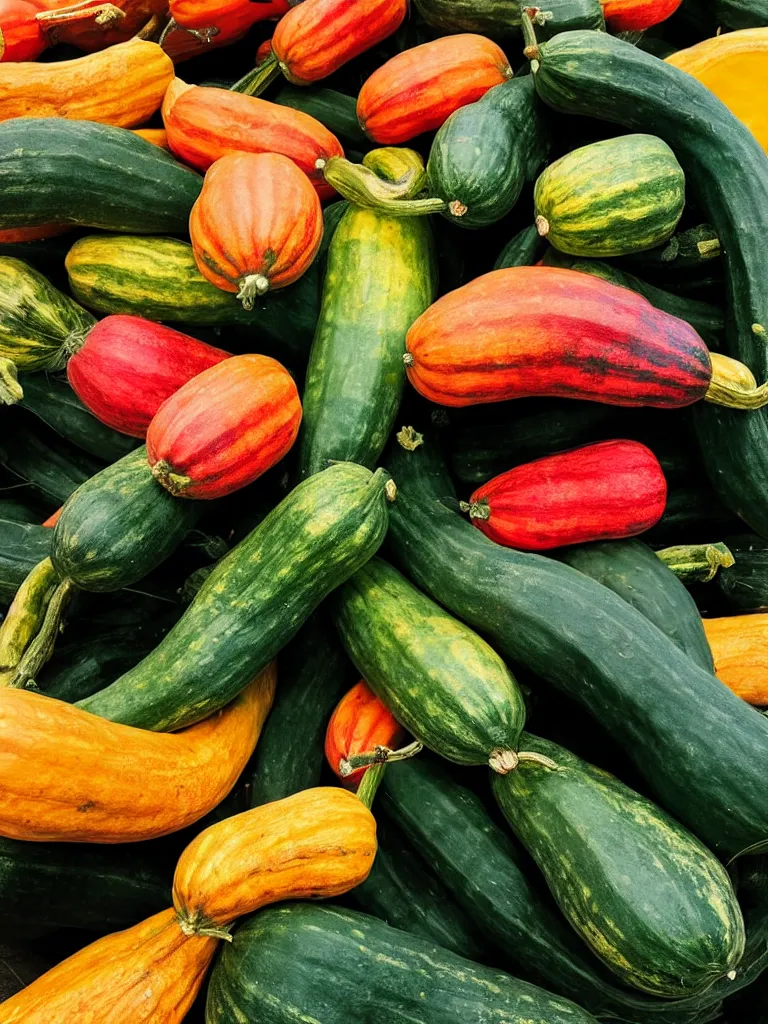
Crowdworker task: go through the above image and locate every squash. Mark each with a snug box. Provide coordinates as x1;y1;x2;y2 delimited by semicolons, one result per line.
159;8;250;62
533;134;685;257
0;518;51;605
0;38;172;127
0;223;66;242
0;663;275;842
463;440;667;550
599;0;682;30
666;29;768;154
131;126;168;149
357;34;513;145
67;315;231;439
414;0;606;35
0;415;102;505
147;354;302;500
0;0;45;61
404;266;767;410
35;0;167;53
189;152;323;307
325;680;405;785
169;0;289;31
702;613;768;705
162;78;343;199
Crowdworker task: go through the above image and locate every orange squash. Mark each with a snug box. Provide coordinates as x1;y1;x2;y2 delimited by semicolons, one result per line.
146;353;302;499
325;680;405;787
131;126;169;149
42;506;62;527
160;7;251;61
702;614;768;706
35;0;167;52
162;78;343;197
0;223;67;241
357;33;513;144
0;662;275;842
169;0;288;31
599;0;681;31
0;0;46;61
172;786;377;932
189;151;323;306
0;38;173;127
666;29;768;154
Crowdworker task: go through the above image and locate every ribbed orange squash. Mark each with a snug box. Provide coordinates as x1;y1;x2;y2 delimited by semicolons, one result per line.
162;78;343;197
0;38;172;127
146;353;302;500
325;680;405;786
131;126;169;149
599;0;681;31
272;0;407;85
35;0;167;52
172;787;377;932
702;614;768;706
0;908;217;1024
169;0;288;31
0;0;45;61
189;151;323;306
0;663;275;842
358;33;513;144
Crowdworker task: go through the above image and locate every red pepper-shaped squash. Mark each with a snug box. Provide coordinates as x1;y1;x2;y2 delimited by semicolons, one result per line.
162;78;342;198
66;315;231;439
272;0;407;85
169;0;288;31
146;353;302;499
0;0;45;61
404;266;714;409
189;151;323;308
325;680;405;788
464;440;667;551
357;34;513;145
160;10;250;62
599;0;682;31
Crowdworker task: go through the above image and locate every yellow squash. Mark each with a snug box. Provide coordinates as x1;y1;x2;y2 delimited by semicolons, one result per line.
702;613;768;706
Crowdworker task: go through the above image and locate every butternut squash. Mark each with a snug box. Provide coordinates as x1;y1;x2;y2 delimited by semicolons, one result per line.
703;613;768;705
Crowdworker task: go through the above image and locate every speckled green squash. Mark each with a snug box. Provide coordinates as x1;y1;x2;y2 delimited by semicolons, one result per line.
205;903;601;1024
78;463;391;732
333;556;526;769
493;734;745;998
534;134;685;257
413;0;604;36
299;207;436;479
52;446;200;593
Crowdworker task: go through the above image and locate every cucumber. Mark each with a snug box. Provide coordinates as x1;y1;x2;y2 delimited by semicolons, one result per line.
0;501;44;524
78;463;391;731
273;86;367;146
715;535;768;613
494;224;547;269
413;0;604;37
0;518;52;606
384;431;768;858
646;482;743;545
0;414;103;506
299;206;436;478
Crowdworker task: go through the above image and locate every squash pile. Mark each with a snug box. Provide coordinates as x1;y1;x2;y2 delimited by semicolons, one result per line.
0;0;767;1022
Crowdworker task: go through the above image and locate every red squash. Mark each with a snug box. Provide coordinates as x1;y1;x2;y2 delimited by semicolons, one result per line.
162;78;342;198
146;353;302;499
169;0;288;31
272;0;407;85
189;151;323;309
160;11;251;62
357;34;513;145
600;0;682;31
35;0;166;53
463;440;667;551
325;681;405;789
67;316;230;439
0;0;46;61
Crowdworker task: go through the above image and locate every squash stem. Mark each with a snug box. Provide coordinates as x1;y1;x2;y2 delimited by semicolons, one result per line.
0;358;22;406
396;426;424;451
176;909;233;942
706;352;768;408
489;748;560;774
520;8;541;71
321;157;446;218
157;15;177;46
459;499;490;522
0;558;58;686
340;740;423;777
10;578;75;689
230;53;282;96
151;459;192;497
655;542;735;584
237;274;270;309
37;1;124;27
355;763;385;809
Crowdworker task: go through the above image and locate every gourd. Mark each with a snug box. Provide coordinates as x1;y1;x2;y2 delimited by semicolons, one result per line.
168;0;289;31
702;613;768;705
599;0;682;30
0;0;45;62
325;680;405;785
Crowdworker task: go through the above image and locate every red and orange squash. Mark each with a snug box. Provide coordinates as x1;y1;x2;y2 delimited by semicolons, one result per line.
169;0;288;31
146;353;302;499
34;0;166;52
599;0;682;31
357;33;513;144
0;0;46;61
325;680;405;787
160;10;251;61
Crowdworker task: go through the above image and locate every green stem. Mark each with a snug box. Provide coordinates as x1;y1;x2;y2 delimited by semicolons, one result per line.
355;763;385;809
656;543;735;584
322;157;445;217
340;740;423;777
231;52;282;96
11;579;75;689
519;7;541;71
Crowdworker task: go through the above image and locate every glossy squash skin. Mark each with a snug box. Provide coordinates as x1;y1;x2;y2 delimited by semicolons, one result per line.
715;536;768;612
170;0;289;30
0;517;51;606
414;0;605;35
35;0;167;52
160;9;250;62
325;680;405;784
173;787;376;932
0;908;217;1024
358;34;512;145
78;463;391;731
534;134;685;257
466;440;667;551
0;665;275;843
600;0;682;30
404;266;713;408
272;0;408;86
0;0;45;62
702;613;768;705
147;354;302;500
67;315;230;439
189;152;323;306
0;38;172;127
493;734;745;998
162;79;343;199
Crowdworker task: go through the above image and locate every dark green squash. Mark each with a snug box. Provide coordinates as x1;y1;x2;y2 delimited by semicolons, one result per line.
0;414;102;506
494;223;547;269
273;86;366;145
0;518;51;606
413;0;604;37
714;535;768;612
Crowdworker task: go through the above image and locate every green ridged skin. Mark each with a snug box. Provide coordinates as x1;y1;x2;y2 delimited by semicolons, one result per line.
716;0;768;28
333;556;525;767
428;76;551;229
534;134;685;257
0;417;102;505
52;447;200;593
0;258;95;371
78;463;390;732
559;539;714;672
493;734;745;998
205;903;601;1024
414;0;604;36
0;519;51;606
299;207;436;478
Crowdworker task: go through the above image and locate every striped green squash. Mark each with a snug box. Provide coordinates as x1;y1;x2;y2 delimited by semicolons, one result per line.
533;134;685;257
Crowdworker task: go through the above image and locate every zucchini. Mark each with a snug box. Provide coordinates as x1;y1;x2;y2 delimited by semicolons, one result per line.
206;903;600;1024
247;614;351;807
0;414;102;506
494;223;547;269
715;536;768;613
0;518;51;606
334;556;527;772
493;735;745;998
715;0;768;28
646;481;743;545
413;0;604;37
0;501;44;524
0;119;201;233
273;85;367;146
559;539;714;673
78;463;391;732
299;206;436;477
384;431;768;858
